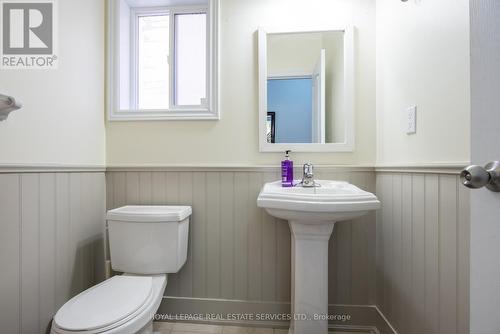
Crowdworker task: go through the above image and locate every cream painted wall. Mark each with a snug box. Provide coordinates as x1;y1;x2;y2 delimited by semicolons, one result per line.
376;0;470;165
0;0;105;166
106;0;376;166
0;0;470;168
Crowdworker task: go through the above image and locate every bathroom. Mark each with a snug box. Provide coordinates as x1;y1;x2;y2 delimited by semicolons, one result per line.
0;0;498;333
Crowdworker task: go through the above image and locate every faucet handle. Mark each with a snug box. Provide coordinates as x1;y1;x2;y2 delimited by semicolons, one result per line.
303;163;314;176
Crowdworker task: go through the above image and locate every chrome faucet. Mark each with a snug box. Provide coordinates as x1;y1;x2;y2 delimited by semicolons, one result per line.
302;163;315;187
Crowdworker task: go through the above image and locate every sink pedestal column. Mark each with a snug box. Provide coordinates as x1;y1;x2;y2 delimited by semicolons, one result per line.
288;221;335;334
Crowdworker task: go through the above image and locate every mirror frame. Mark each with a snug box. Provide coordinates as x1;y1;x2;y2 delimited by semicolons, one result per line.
258;27;355;152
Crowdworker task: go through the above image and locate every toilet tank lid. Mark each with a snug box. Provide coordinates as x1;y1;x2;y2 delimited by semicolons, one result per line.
107;205;192;222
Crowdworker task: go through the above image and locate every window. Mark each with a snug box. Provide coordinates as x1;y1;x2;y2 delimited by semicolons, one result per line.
174;13;207;106
136;13;170;109
108;0;219;120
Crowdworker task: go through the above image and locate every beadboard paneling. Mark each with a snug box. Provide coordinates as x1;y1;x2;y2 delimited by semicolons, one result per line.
106;168;377;305
0;172;106;334
375;172;470;334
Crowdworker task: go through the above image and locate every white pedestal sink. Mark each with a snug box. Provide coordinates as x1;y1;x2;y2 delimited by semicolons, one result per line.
257;180;380;334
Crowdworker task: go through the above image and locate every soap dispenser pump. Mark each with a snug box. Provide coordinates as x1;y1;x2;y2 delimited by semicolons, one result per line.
281;150;294;187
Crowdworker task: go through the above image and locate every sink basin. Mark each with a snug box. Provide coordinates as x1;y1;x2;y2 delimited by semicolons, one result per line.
257;180;380;223
257;180;380;334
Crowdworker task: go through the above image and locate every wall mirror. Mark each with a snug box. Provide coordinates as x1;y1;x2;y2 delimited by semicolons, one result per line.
258;28;354;152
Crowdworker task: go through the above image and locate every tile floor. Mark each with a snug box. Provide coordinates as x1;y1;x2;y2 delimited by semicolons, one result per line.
153;322;369;334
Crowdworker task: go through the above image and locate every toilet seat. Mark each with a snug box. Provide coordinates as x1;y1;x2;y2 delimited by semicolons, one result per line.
52;275;167;334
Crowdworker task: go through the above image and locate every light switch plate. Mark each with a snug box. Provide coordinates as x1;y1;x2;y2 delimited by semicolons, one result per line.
406;106;417;135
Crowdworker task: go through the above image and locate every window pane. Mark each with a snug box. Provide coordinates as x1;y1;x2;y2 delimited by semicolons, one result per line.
175;13;207;106
138;14;169;109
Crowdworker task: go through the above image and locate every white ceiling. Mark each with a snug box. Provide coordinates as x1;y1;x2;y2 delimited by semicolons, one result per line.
125;0;208;7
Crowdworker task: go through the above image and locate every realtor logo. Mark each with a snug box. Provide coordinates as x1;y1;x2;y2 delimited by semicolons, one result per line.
1;0;58;69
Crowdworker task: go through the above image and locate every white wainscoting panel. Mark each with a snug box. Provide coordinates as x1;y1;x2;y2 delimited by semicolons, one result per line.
0;165;469;334
106;168;377;305
0;172;106;334
375;172;470;334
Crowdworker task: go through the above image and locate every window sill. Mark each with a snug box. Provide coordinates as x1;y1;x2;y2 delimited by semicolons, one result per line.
108;109;220;121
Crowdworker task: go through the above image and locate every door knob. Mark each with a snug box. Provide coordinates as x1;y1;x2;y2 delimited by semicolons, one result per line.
461;161;500;192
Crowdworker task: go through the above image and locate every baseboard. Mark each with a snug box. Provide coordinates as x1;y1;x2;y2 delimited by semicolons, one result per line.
373;306;398;334
156;296;397;334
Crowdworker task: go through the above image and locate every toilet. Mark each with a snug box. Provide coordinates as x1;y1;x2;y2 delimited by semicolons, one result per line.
51;205;192;334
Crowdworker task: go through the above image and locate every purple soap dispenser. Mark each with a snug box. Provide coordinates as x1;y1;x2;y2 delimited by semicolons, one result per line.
281;150;294;187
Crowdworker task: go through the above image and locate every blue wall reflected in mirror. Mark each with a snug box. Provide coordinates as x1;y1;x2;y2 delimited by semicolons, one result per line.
267;78;313;143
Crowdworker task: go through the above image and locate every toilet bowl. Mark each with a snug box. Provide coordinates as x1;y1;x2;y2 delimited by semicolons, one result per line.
51;274;166;334
51;206;192;334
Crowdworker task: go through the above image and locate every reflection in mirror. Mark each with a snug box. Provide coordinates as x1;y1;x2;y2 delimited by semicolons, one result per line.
266;31;345;144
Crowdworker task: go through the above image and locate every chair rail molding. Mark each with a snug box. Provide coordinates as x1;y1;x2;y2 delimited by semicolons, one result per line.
0;163;106;173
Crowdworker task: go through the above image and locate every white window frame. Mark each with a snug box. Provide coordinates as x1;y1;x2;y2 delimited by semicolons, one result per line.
107;0;219;121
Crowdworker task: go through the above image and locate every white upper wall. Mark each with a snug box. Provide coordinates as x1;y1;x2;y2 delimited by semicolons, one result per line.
376;0;470;165
0;0;469;167
0;0;105;166
106;0;376;166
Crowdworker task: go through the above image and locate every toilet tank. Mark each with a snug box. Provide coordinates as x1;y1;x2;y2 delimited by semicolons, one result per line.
106;206;191;275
